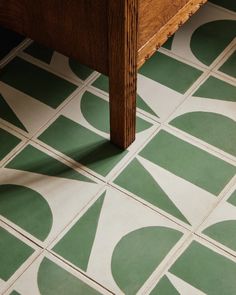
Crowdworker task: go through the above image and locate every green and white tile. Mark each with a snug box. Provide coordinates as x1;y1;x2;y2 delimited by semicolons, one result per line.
215;46;236;81
0;222;40;294
1;2;236;294
20;41;97;83
0;27;24;62
113;128;236;228
198;182;236;256
4;252;110;295
147;237;236;295
49;187;188;294
0;56;78;136
162;3;236;68
168;74;236;160
91;52;203;121
210;0;236;13
0;81;55;137
35;88;157;180
0;142;104;247
0;124;27;167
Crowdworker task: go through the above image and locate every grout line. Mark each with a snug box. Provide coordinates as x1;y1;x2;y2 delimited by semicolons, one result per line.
211;41;236;72
30;138;108;183
0;217;44;250
106;124;162;182
214;70;236;85
162;38;236;126
143;232;236;294
191;233;236;263
108;182;192;232
44;186;107;251
161;71;211;124
207;2;236;17
0;39;32;68
164;124;236;165
194;175;236;233
211;69;236;86
194;232;236;259
0;117;30;140
46;249;115;294
18;52;83;86
140;234;194;295
0;140;29;168
18;48;101;89
28;83;91;141
2;251;43;295
158;46;208;71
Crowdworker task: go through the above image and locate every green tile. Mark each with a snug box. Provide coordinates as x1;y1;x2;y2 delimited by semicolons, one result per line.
53;192;105;271
170;112;236;156
69;59;94;80
0;184;52;241
80;91;152;134
38;257;101;295
9;291;21;295
24;42;54;64
38;116;127;176
210;0;236;12
0;57;77;108
6;144;93;183
150;276;180;295
219;51;236;78
114;159;189;224
139;130;236;195
191;20;236;65
162;36;174;50
193;76;236;102
170;241;236;295
139;52;202;94
137;94;158;117
92;74;109;93
0;27;24;60
92;75;159;116
0;128;21;161
228;190;236;207
0;226;34;281
203;220;236;251
111;227;183;295
0;94;27;131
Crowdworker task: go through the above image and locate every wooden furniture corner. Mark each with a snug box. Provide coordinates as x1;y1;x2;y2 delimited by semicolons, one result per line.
0;0;207;149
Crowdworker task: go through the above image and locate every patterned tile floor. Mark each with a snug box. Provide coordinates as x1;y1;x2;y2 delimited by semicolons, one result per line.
0;1;236;294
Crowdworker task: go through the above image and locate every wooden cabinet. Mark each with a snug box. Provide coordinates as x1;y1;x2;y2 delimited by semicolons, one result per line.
0;0;207;148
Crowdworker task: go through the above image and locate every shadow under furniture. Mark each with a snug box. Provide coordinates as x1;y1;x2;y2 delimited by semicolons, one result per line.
0;0;207;148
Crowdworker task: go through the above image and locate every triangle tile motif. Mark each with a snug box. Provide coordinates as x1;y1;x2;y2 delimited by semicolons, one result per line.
53;192;105;271
0;94;27;132
114;158;190;225
6;144;93;183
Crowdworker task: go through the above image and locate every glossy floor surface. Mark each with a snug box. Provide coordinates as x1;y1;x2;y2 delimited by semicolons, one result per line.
0;1;236;294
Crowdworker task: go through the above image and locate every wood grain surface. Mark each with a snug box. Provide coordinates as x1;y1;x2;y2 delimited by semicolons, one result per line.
108;0;138;148
137;0;207;68
0;0;207;148
0;0;109;74
138;0;189;49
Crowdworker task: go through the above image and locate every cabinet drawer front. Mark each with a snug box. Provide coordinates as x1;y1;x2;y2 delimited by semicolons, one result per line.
138;0;189;49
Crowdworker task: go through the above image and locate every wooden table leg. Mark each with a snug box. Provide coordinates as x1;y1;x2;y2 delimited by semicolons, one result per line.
108;0;138;149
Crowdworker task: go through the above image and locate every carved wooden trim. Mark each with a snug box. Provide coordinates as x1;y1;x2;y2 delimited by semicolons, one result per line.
137;0;207;68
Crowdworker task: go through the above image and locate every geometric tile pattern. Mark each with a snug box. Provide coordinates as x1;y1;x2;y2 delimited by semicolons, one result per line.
0;1;236;294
